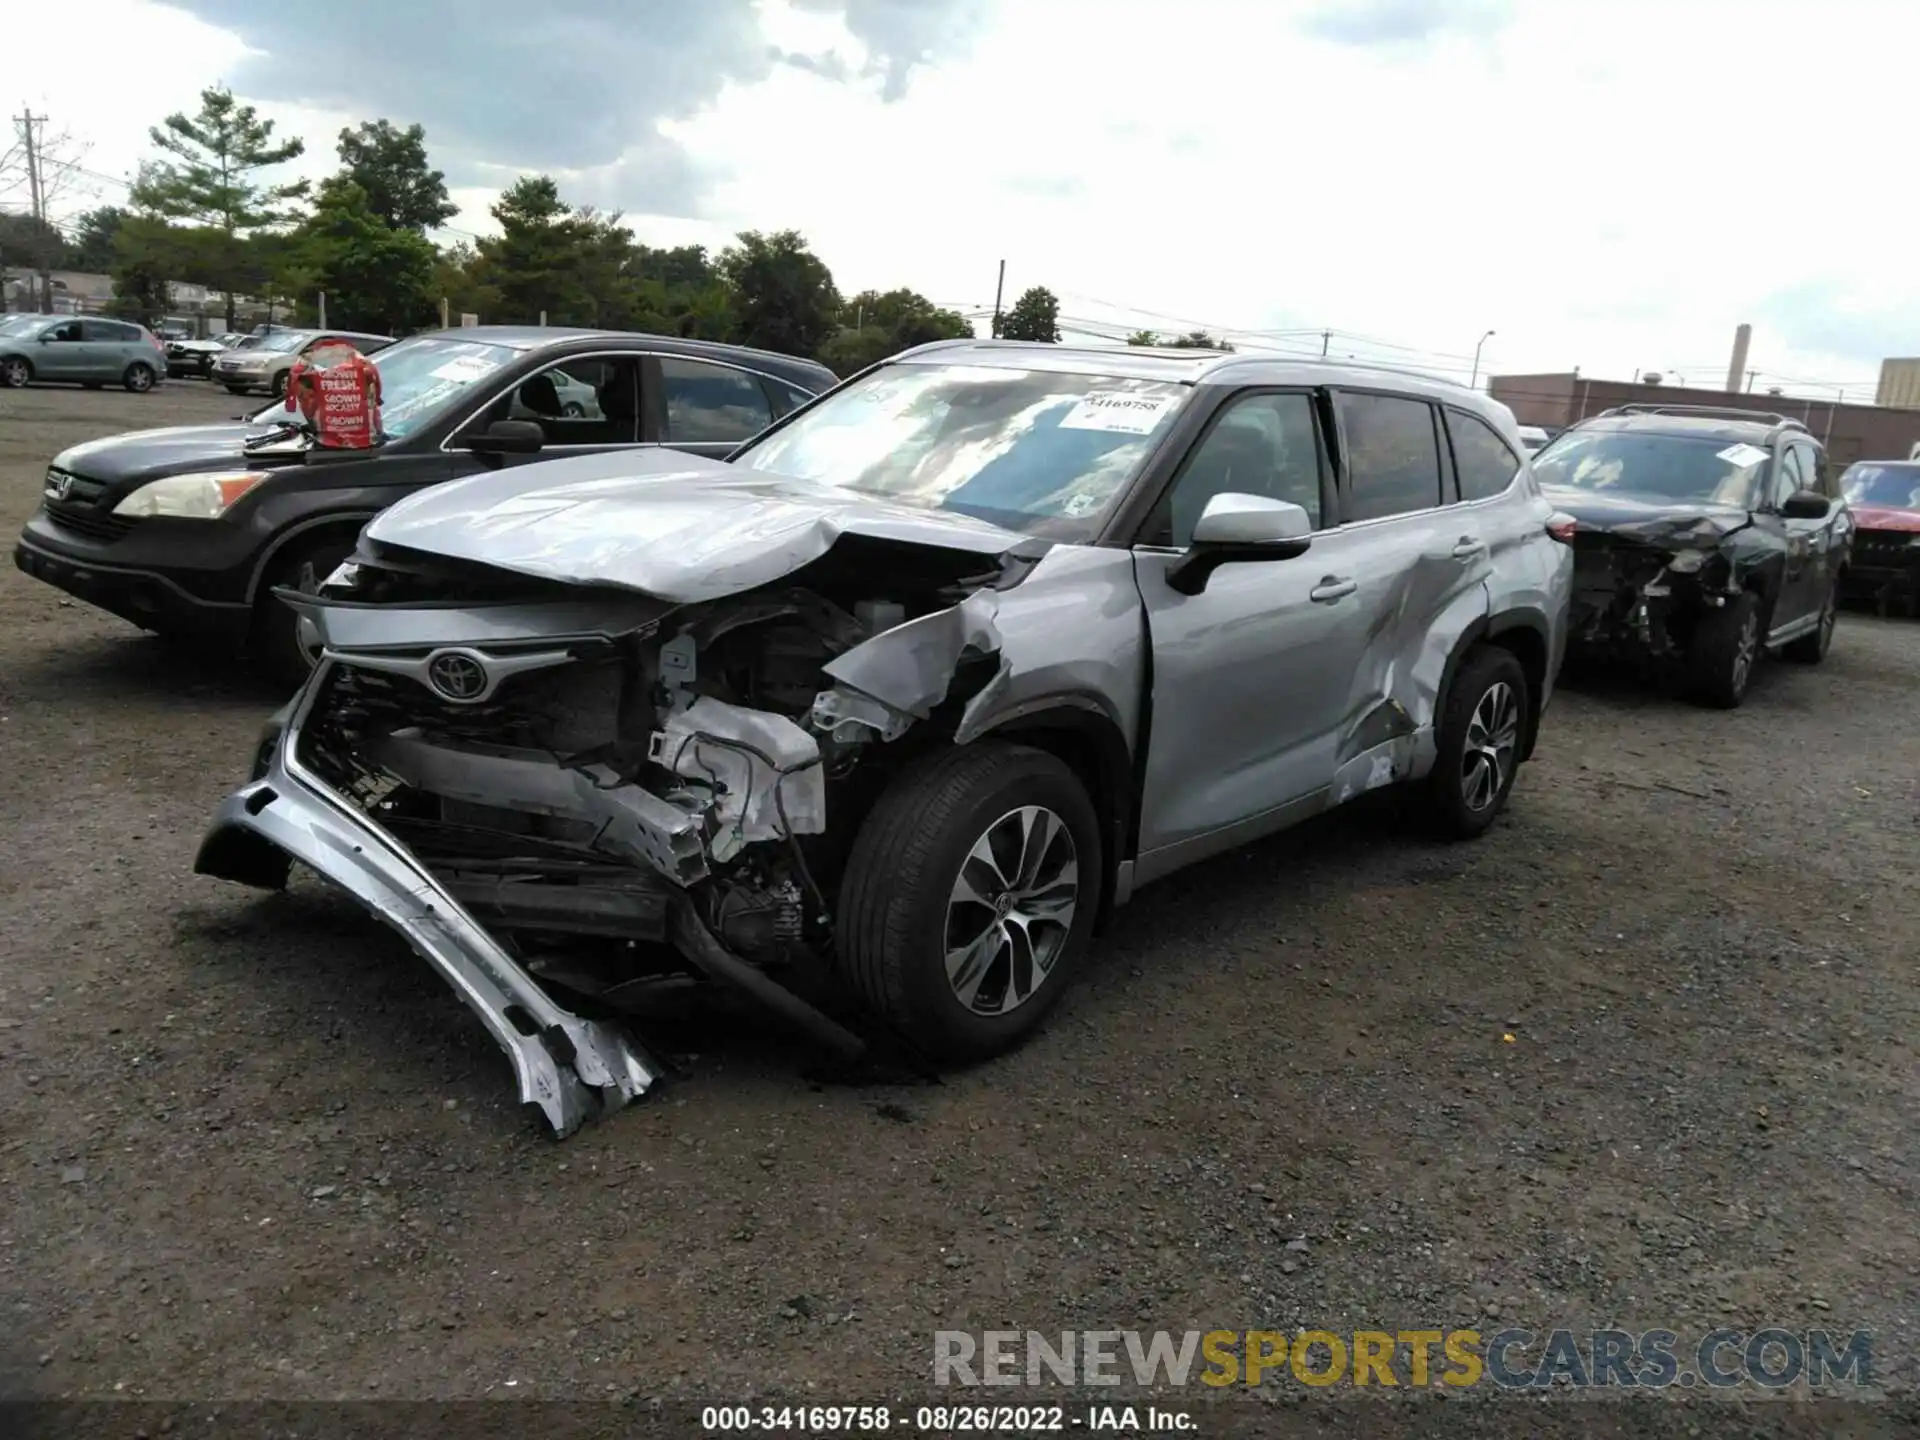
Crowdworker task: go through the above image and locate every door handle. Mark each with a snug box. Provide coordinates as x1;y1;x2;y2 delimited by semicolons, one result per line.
1310;576;1357;603
1451;536;1486;559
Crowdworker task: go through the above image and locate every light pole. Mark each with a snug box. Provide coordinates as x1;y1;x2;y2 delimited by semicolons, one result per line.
1470;329;1495;390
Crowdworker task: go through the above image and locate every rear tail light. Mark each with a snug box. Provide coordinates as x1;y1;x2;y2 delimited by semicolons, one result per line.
1546;512;1578;544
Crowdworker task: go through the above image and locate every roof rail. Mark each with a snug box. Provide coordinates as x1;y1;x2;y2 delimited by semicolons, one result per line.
1601;403;1794;425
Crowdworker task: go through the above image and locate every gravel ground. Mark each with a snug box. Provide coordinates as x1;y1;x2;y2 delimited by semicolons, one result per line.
1;383;1916;1427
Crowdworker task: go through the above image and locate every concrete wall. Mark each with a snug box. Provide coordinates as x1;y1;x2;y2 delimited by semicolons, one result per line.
1488;373;1920;469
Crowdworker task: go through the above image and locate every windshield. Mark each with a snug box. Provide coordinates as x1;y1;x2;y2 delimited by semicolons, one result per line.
731;361;1189;538
256;330;312;354
1532;430;1766;506
1840;462;1920;510
1;313;50;335
248;335;520;441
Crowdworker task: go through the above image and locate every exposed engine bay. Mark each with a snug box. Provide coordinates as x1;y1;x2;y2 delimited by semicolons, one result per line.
192;531;1041;1132
1565;512;1753;659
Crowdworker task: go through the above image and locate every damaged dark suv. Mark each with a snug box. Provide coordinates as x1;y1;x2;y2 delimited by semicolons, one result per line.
1533;405;1852;707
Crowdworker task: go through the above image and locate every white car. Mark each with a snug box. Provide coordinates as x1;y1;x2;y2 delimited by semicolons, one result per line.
1517;424;1551;454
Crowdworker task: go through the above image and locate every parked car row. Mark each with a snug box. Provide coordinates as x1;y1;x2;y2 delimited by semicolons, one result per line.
5;328;1881;1138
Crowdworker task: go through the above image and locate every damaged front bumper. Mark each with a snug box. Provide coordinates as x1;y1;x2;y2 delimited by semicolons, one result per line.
195;695;664;1137
1566;540;1735;658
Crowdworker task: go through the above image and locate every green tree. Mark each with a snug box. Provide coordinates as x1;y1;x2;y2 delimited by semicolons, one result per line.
716;229;841;357
1166;329;1232;351
0;213;68;296
131;85;309;326
994;285;1060;343
472;175;605;324
1125;329;1158;346
822;287;972;373
292;177;438;334
336;120;457;233
432;240;496;324
68;208;128;273
107;214;180;325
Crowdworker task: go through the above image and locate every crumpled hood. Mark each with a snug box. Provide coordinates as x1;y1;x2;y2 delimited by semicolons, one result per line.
1541;484;1751;547
1850;504;1920;534
363;447;1035;604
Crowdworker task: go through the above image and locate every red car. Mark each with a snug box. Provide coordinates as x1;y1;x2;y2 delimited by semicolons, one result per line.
1838;460;1920;615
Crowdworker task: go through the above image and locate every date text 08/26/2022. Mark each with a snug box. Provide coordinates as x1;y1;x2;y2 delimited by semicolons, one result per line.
701;1404;1193;1432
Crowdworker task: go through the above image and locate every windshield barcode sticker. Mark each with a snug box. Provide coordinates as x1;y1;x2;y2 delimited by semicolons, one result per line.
1058;394;1180;434
1716;442;1770;468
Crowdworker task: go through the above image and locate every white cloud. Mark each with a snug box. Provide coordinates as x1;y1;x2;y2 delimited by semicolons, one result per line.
7;0;1914;401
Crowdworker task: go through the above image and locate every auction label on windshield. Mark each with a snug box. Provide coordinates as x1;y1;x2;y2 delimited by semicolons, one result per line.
1058;394;1180;434
1716;442;1770;468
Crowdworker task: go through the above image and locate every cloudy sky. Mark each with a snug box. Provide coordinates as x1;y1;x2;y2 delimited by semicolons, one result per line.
4;0;1913;400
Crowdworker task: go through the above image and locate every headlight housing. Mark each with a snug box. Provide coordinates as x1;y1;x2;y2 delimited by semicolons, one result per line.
112;471;271;519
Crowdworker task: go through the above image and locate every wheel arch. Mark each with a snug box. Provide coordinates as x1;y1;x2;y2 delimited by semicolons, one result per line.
244;512;378;606
1446;609;1551;763
961;695;1134;933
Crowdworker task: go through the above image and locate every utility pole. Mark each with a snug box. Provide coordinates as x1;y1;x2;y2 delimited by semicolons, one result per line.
316;290;327;328
16;105;51;312
990;260;1005;337
1321;329;1330;357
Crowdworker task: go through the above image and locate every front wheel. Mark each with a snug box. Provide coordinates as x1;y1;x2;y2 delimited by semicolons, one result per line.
1418;645;1529;839
123;362;156;393
0;357;30;388
1688;591;1760;708
270;370;289;399
252;538;353;690
836;744;1101;1063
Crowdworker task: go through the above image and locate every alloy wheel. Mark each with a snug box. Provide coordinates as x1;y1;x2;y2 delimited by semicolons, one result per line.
1;359;27;388
1460;680;1520;813
1731;609;1759;694
943;805;1079;1016
128;365;153;392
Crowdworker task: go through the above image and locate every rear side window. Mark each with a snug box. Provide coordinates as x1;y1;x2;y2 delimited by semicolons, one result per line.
1445;408;1521;502
765;378;816;419
1336;392;1442;522
85;320;139;342
660;356;775;443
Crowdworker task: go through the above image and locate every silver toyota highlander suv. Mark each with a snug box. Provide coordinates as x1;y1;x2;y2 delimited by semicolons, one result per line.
197;340;1575;1135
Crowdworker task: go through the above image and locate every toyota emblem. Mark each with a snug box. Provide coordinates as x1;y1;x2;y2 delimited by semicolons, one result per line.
425;650;489;702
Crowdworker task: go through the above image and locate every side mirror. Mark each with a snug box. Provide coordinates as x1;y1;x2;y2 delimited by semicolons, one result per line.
464;418;545;456
1167;493;1313;596
1780;490;1830;521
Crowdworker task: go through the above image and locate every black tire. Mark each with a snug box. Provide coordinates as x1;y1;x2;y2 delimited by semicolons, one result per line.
1418;645;1530;840
124;362;156;393
270;369;289;399
1687;590;1761;708
836;743;1101;1063
0;356;30;388
224;385;250;396
252;537;353;690
1783;579;1838;664
562;401;585;418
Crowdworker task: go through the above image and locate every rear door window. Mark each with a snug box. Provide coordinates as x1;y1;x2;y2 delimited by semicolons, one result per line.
84;319;140;342
660;356;775;444
1335;392;1443;522
1444;407;1522;502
